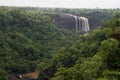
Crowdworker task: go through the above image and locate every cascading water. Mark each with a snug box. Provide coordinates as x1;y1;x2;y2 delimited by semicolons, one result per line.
76;16;90;33
65;14;90;33
80;17;90;32
50;13;90;33
74;16;78;32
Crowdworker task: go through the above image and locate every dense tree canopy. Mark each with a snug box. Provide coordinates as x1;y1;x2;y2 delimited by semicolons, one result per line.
0;7;75;77
0;7;120;80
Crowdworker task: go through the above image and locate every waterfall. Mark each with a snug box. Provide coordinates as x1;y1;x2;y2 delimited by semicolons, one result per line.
68;14;90;33
74;16;78;32
58;14;90;32
79;17;90;32
77;17;90;32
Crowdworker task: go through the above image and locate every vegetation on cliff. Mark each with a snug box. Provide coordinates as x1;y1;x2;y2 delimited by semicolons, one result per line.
0;7;120;80
48;12;120;80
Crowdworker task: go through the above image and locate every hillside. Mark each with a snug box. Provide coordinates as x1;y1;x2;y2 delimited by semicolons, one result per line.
0;7;75;80
38;11;120;80
0;7;120;80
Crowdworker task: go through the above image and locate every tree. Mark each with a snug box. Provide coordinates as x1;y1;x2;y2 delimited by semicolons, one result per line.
0;69;8;80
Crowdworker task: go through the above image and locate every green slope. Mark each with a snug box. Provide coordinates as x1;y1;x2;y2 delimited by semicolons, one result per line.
0;7;75;78
38;11;120;80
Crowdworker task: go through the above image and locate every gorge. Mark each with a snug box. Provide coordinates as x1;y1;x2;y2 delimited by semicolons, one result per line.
0;7;120;80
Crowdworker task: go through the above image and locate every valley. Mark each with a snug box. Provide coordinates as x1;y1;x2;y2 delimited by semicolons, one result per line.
0;7;120;80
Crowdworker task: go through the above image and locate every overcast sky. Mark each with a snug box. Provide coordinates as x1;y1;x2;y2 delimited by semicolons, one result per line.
0;0;120;8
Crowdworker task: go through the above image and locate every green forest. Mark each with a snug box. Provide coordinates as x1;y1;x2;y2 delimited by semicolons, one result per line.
0;7;120;80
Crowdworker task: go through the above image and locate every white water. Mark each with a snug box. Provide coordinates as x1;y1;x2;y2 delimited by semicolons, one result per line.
64;14;90;32
79;17;90;32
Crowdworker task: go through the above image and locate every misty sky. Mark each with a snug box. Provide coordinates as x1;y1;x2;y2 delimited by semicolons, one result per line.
0;0;120;8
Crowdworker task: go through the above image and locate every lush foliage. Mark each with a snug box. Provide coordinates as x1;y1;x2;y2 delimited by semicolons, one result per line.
0;7;75;78
50;13;120;80
38;11;120;80
0;7;120;80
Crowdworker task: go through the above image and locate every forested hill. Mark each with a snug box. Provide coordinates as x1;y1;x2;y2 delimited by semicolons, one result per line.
0;7;75;80
0;7;120;80
38;11;120;80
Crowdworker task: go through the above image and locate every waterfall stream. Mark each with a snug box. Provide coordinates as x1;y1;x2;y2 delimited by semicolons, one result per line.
79;17;90;32
65;14;90;32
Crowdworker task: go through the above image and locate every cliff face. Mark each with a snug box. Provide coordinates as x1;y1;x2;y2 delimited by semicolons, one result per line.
49;14;76;30
47;13;90;32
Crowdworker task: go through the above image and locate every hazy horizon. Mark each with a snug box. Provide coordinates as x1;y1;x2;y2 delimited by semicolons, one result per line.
0;0;120;9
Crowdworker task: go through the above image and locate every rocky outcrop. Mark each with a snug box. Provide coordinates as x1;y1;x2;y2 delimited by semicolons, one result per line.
47;13;90;33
